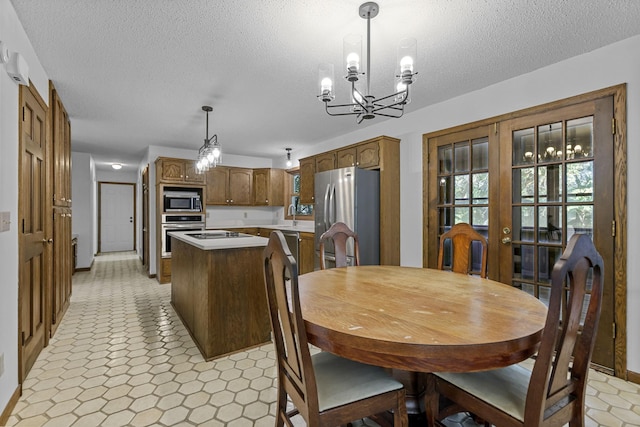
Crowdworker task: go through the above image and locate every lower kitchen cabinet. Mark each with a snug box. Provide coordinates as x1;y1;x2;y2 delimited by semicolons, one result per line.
298;232;315;274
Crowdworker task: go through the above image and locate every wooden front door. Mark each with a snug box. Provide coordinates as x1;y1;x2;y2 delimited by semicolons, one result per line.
424;87;626;375
18;83;49;381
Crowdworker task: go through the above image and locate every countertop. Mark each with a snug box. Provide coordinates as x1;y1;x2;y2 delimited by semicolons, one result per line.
208;223;315;233
169;230;268;251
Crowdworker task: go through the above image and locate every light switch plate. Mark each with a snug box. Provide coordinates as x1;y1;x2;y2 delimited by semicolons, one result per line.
0;211;10;232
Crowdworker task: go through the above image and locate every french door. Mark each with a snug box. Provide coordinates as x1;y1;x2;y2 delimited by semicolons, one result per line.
424;88;625;374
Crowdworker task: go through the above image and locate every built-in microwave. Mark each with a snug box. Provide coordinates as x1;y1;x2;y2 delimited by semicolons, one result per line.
163;191;202;212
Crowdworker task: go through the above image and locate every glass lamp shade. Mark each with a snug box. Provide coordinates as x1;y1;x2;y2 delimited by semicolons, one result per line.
397;38;417;83
343;34;362;78
318;63;335;101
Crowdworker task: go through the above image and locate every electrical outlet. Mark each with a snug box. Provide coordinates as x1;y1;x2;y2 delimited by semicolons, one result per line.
243;212;248;218
0;352;4;378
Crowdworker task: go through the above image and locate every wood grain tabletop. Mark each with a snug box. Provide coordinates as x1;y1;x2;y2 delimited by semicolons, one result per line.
298;265;547;372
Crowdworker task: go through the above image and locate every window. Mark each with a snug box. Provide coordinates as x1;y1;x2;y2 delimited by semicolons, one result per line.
286;171;313;217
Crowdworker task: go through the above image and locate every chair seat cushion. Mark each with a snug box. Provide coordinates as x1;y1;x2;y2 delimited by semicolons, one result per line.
436;363;532;422
312;351;403;412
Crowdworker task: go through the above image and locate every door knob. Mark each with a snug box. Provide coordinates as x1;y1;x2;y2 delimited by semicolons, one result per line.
501;237;512;244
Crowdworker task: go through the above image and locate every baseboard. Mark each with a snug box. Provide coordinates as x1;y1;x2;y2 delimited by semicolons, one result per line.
628;370;640;385
0;385;21;425
148;273;156;279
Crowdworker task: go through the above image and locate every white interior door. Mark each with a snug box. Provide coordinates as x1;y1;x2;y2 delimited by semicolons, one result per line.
100;183;134;252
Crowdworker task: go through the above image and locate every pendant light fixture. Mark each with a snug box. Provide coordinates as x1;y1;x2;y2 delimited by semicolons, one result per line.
318;2;417;123
196;105;222;172
285;148;292;168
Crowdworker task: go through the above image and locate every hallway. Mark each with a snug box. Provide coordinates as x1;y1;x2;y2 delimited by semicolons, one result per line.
7;252;640;426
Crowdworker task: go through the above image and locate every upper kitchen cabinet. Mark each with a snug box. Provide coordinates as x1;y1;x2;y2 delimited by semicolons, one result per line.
315;152;336;172
337;140;380;169
299;157;315;204
253;168;284;206
205;166;253;206
51;82;72;208
156;157;205;185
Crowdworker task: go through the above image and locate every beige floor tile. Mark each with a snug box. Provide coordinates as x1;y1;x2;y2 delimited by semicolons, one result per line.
6;252;640;427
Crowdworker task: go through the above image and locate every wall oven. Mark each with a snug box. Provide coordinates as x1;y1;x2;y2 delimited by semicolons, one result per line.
161;214;205;257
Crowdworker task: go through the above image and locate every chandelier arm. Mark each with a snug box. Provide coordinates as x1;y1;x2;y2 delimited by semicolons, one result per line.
373;110;405;119
325;103;360;116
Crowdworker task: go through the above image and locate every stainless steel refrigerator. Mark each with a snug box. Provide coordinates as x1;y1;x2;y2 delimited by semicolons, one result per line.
314;166;380;268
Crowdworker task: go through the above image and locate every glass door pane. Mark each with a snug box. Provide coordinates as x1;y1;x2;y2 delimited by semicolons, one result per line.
436;137;490;272
510;117;594;303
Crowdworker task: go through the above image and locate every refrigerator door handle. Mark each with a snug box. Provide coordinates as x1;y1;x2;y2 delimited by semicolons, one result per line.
324;184;331;230
330;183;336;226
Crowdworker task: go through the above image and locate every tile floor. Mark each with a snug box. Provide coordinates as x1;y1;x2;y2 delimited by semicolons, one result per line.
6;251;640;426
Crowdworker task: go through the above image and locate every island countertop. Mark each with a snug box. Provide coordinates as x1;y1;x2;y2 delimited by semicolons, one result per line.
168;229;268;250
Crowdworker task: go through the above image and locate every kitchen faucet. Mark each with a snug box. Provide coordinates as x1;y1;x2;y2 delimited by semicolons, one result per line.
287;204;297;226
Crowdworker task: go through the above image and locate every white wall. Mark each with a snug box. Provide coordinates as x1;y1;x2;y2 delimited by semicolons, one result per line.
0;0;50;413
295;35;640;373
71;152;96;269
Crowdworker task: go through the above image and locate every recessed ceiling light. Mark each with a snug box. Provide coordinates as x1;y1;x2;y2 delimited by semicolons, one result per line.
111;163;122;170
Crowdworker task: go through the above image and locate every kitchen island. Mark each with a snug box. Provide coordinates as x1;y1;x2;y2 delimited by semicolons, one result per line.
169;230;271;360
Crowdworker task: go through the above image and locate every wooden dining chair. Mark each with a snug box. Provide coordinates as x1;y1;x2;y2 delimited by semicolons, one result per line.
263;231;408;427
319;222;360;269
426;234;604;427
437;223;488;278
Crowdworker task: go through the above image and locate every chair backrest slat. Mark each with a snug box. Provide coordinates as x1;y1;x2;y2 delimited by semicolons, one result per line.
525;234;604;423
437;223;488;278
319;222;360;269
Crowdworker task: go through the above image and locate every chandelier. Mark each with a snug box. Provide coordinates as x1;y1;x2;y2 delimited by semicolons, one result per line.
318;2;417;123
196;105;222;172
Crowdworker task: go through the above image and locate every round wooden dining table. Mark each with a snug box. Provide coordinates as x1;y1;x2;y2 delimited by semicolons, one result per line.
298;265;548;373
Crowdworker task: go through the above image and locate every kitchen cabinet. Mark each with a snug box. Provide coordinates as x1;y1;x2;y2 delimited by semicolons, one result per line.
315;152;336;172
253;168;284;206
205;167;253;205
299;157;315;204
336;140;380;169
298;232;315;274
156;157;205;184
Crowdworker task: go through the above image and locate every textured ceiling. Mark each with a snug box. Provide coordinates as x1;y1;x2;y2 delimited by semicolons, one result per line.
10;0;640;172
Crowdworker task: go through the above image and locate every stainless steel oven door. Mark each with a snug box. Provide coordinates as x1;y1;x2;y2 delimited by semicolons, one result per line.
161;223;205;257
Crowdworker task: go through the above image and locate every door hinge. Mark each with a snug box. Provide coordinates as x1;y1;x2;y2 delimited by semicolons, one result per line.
612;118;616;135
611;220;616;237
612;322;616;339
494;122;498;134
